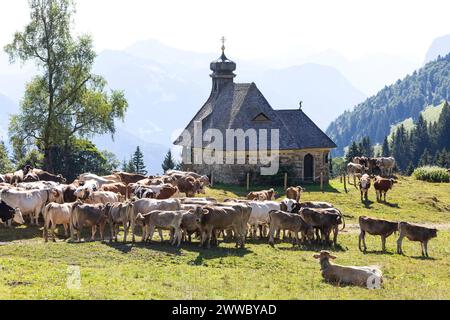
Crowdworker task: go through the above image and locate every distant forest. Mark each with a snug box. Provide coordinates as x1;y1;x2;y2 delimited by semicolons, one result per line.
327;53;450;155
344;101;450;173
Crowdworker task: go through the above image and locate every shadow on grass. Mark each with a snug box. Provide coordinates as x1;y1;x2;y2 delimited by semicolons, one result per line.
362;250;395;256
362;199;374;209
409;255;437;261
103;236;254;260
0;225;43;242
276;242;347;253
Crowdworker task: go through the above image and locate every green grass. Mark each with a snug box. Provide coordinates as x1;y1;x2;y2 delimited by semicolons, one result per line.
0;229;449;299
0;176;449;300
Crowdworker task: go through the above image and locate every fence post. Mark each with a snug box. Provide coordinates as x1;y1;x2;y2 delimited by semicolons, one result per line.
246;173;250;191
284;173;288;191
343;171;348;193
320;172;324;192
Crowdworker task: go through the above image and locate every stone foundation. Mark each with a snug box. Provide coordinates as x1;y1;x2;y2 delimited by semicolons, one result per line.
183;148;331;186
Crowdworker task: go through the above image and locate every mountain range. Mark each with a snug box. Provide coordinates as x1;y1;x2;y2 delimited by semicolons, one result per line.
1;36;450;171
0;39;367;172
326;53;450;155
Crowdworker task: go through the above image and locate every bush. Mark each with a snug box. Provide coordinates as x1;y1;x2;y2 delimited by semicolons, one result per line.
413;166;450;183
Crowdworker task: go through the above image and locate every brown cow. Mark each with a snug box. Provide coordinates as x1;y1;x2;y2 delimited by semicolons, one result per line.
23;172;40;182
63;184;78;202
247;188;276;201
358;216;398;252
105;201;134;243
177;176;204;197
300;207;345;246
180;206;207;242
114;172;147;185
101;182;127;197
70;201;108;242
200;205;249;249
286;186;305;202
359;174;371;201
397;222;438;257
3;173;13;184
373;176;396;202
268;210;313;247
137;210;189;247
32;169;66;183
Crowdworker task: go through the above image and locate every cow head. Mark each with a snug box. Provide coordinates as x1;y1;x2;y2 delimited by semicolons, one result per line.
49;188;64;204
57;174;67;183
74;187;90;200
13;208;25;225
190;206;209;223
281;199;297;213
313;250;337;261
135;213;146;225
430;228;438;239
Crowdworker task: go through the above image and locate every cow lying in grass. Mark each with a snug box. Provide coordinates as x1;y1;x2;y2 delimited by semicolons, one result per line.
314;251;383;288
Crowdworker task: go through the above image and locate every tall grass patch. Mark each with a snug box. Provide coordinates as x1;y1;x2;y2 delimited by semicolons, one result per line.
413;166;449;183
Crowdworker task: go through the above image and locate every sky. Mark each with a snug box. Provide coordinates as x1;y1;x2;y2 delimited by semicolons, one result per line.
1;0;450;63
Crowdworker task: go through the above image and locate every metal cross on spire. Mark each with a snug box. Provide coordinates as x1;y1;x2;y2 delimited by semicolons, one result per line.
221;36;226;53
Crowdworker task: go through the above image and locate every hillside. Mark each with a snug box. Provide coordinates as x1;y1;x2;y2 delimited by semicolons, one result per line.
387;103;444;141
326;53;450;155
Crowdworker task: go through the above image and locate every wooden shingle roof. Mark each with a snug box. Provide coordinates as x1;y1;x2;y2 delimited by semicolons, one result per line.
174;82;336;150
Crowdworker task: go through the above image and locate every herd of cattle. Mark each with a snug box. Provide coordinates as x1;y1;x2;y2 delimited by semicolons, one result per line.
0;166;441;288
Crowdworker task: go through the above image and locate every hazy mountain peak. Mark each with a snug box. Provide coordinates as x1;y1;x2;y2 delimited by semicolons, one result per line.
424;34;450;65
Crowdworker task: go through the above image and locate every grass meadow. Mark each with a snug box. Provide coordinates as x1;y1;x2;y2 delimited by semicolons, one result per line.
0;176;449;300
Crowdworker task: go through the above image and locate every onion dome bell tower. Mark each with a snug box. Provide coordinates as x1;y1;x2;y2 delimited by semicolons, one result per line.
210;37;236;93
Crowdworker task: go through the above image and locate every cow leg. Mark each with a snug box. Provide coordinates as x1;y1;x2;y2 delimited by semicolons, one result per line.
397;232;405;255
158;228;164;243
100;224;105;241
199;230;206;248
293;232;299;247
358;230;366;252
44;219;50;243
91;225;97;241
148;225;155;243
141;225;147;243
275;229;280;240
131;219;136;243
315;228;321;243
62;224;67;238
51;224;57;243
123;221;128;243
109;223;115;243
381;236;387;252
207;229;213;249
424;241;429;258
268;225;276;247
333;225;338;247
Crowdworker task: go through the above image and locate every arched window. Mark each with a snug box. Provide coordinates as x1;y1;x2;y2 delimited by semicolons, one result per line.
304;154;314;181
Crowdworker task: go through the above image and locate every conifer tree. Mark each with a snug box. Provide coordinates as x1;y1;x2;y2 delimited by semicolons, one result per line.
161;150;176;173
131;146;147;175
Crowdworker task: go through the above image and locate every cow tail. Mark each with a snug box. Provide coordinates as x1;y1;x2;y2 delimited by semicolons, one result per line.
336;208;345;231
70;206;79;232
